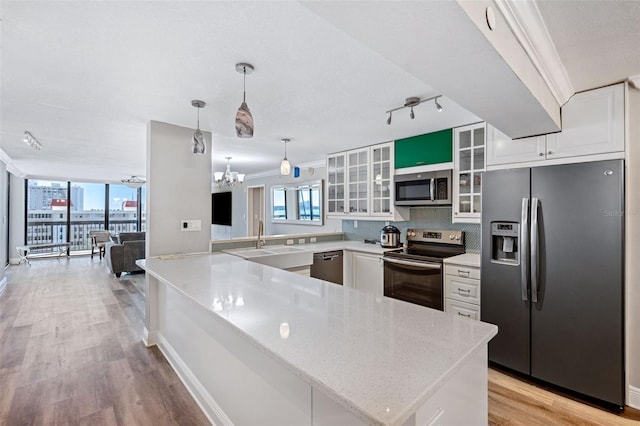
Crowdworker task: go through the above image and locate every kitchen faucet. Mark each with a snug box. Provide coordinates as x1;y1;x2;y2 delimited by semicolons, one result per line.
256;219;265;249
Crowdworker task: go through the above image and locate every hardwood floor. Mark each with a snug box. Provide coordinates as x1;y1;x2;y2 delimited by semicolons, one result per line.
2;256;640;426
489;368;640;425
0;256;209;426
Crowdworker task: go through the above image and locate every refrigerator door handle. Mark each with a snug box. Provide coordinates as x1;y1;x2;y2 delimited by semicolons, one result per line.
531;197;540;303
520;197;529;301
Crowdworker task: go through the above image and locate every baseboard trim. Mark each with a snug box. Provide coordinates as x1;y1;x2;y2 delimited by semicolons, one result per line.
0;277;7;297
157;334;233;426
629;385;640;409
142;327;158;347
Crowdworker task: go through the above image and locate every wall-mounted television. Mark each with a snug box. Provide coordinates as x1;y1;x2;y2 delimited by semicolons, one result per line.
212;192;232;226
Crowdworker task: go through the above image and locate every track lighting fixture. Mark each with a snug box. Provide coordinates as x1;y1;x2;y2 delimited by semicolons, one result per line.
235;63;255;138
384;95;443;123
191;100;207;155
23;131;42;150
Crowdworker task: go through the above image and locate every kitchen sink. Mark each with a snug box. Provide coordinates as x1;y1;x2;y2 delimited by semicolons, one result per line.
222;245;313;270
263;246;306;254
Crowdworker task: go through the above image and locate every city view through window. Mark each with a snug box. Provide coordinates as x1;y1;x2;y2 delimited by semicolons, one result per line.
26;180;146;254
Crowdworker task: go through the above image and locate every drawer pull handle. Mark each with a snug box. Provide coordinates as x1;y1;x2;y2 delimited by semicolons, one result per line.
457;288;471;295
458;312;471;318
457;269;470;277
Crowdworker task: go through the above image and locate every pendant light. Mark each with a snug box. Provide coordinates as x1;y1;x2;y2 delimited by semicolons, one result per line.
235;63;255;138
280;139;291;175
191;100;207;155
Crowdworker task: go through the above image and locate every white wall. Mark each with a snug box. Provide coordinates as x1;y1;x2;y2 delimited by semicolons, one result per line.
626;84;640;403
212;165;341;238
8;175;25;265
0;162;7;285
146;121;212;257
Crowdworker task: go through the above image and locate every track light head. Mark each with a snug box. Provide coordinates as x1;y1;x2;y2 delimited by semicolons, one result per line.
410;107;415;119
386;112;392;125
435;98;443;112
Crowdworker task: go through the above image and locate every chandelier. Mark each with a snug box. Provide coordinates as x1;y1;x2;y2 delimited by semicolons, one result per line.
121;176;146;189
214;157;245;187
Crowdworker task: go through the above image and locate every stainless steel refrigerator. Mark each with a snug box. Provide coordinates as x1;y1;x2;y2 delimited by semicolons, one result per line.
481;159;624;408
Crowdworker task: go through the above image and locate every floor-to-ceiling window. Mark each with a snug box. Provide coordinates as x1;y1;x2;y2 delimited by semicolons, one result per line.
26;180;68;254
70;182;106;251
108;184;140;234
25;180;144;255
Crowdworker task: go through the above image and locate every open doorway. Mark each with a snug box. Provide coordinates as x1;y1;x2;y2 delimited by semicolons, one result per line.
246;185;265;237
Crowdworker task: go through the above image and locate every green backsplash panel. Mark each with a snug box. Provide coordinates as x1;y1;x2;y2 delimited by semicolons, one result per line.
395;129;453;169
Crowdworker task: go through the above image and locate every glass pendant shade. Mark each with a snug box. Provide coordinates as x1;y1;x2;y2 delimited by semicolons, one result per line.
235;102;254;138
191;100;207;155
280;158;291;175
192;129;206;154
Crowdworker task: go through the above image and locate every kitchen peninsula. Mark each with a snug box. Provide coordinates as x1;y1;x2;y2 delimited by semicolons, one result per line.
138;252;497;426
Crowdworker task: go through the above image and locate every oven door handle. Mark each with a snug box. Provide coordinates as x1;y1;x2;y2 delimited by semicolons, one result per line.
383;257;441;270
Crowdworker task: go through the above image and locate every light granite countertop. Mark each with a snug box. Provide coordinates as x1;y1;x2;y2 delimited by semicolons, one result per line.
139;252;496;425
443;253;481;268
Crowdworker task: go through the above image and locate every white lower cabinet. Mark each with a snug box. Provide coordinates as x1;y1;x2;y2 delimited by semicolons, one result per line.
345;251;383;297
444;263;480;320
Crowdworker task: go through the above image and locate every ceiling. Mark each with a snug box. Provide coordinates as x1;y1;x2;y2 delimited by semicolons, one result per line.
1;1;639;183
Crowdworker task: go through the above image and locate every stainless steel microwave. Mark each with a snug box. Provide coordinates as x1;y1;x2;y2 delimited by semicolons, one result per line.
394;170;452;206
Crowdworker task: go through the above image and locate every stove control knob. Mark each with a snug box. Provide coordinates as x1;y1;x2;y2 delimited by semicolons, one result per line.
409;231;415;237
449;235;454;240
455;236;461;240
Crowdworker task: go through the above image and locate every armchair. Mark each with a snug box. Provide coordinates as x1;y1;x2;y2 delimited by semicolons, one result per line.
105;232;146;277
89;230;112;259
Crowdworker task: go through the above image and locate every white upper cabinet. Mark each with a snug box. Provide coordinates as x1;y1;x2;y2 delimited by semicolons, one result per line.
551;83;624;159
487;83;625;169
486;126;545;166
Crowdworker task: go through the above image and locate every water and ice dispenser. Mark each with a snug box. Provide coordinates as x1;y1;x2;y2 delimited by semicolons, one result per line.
490;222;520;265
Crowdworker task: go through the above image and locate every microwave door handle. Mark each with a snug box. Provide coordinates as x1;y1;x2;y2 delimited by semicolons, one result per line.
531;197;540;303
430;178;435;201
520;197;529;301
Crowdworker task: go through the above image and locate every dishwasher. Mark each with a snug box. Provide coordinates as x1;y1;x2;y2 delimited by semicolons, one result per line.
310;250;343;285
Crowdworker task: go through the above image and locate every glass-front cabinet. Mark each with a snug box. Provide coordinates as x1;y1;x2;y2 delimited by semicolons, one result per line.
326;153;346;215
347;148;369;214
371;142;393;215
326;142;408;221
453;123;485;223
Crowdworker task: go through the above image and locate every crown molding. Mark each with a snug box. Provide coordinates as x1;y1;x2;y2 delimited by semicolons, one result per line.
245;159;325;180
494;0;574;105
0;148;26;178
629;74;640;90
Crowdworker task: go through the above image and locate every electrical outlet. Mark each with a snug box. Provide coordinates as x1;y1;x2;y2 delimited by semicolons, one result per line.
385;221;390;226
298;238;305;244
286;239;294;245
354;220;358;229
181;219;202;232
310;237;317;243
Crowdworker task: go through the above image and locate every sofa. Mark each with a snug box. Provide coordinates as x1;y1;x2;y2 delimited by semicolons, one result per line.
105;232;145;277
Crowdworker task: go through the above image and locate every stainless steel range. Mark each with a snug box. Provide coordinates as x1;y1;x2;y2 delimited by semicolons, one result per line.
383;229;464;310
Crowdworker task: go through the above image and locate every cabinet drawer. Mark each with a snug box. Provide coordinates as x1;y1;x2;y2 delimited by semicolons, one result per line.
444;264;480;280
445;275;480;304
445;299;480;320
